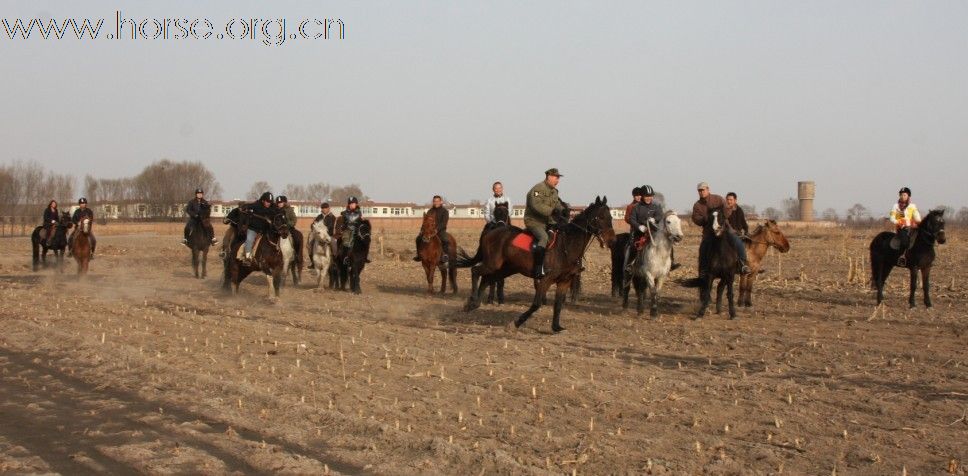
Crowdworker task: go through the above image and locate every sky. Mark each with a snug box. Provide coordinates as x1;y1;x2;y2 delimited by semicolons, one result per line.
2;0;966;214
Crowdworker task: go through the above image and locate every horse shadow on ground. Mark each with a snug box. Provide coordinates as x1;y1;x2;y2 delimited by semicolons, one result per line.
0;346;364;475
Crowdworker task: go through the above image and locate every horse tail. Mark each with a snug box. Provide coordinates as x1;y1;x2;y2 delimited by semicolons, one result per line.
680;277;703;288
455;246;481;268
869;239;879;289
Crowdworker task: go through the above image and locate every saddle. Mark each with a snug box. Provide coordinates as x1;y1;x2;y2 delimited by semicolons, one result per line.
888;229;917;251
236;233;264;260
633;234;651;251
511;229;558;252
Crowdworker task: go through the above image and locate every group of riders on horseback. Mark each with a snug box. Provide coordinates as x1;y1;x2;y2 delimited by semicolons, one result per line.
38;197;97;259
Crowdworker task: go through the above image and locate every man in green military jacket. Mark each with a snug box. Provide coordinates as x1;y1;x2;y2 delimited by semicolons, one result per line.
524;168;565;278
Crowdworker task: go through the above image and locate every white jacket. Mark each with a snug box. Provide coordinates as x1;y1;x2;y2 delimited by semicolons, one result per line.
484;195;511;223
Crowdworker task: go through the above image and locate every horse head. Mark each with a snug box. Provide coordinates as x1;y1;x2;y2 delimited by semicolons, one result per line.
922;210;947;245
311;218;332;244
765;220;791;252
574;196;616;248
79;218;92;235
707;206;727;237
271;214;290;239
493;205;510;225
59;212;73;229
420;211;437;239
662;210;684;243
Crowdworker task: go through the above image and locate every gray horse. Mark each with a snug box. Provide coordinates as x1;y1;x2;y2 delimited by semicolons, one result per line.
622;211;684;318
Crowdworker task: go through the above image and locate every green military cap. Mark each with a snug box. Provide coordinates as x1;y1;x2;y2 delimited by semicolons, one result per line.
545;168;563;177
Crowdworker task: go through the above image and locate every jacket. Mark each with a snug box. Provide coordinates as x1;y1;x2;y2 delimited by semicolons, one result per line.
427;206;449;234
890;201;921;229
692;194;726;238
240;201;277;233
281;205;298;228
629;201;664;233
725;205;749;235
72;207;94;225
623;202;637;225
524;180;563;228
185;198;211;220
484;195;511;223
43;207;59;225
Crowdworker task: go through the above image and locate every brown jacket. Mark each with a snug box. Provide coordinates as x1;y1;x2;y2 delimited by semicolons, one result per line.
692;194;726;237
623;202;637;225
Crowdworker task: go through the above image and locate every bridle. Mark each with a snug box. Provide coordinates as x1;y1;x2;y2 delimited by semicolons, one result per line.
569;206;611;248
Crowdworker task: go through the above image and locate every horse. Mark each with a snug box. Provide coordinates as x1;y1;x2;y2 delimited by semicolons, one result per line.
417;211;458;294
185;216;211;279
869;209;947;308
610;233;630;298
622;211;684;318
739;220;790;307
223;213;288;299
682;207;740;319
31;212;72;272
70;217;94;276
278;228;304;287
460;196;616;333
307;218;334;289
335;220;372;294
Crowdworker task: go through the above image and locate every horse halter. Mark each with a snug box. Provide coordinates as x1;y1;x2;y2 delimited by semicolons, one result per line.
571;206;611;247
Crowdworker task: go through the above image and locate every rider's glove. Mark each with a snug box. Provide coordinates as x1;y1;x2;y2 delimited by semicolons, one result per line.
638;225;646;233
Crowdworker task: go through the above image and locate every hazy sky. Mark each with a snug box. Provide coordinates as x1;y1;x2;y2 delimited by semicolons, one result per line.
2;0;966;214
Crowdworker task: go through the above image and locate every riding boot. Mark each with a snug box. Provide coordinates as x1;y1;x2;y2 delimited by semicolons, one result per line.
343;246;352;266
440;235;450;264
532;246;547;278
412;236;422;262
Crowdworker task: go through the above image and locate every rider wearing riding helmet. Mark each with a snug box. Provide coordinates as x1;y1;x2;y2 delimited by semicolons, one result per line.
890;186;921;266
624;186;643;227
623;185;681;278
183;188;217;246
337;196;364;264
240;192;277;262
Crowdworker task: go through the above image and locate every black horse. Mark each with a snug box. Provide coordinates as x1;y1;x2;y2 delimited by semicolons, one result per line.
31;212;72;272
186;216;211;279
610;232;630;297
223;213;289;299
335;220;371;294
682;206;740;319
869;209;947;308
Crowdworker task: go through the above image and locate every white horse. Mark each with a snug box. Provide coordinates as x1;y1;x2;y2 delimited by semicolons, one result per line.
307;218;333;288
279;234;296;287
622;211;684;318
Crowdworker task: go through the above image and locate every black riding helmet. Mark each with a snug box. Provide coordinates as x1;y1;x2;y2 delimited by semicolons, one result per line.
632;186;642;196
640;185;655;197
276;195;288;204
259;192;273;203
898;187;912;196
347;196;359;205
195;188;204;194
78;197;88;204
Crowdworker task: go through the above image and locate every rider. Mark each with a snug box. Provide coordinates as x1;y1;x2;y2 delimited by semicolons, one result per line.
524;168;565;278
692;182;749;275
724;192;749;236
624;187;643;227
67;197;96;258
308;202;336;270
623;185;680;278
182;188;218;246
413;195;451;263
41;200;59;247
240;192;277;263
483;181;512;227
276;195;298;228
337;196;364;265
890;186;921;266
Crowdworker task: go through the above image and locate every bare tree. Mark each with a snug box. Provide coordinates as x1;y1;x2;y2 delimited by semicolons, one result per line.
132;160;221;218
762;207;781;220
956;207;968;225
782;197;800;220
0;160;75;215
739;203;756;216
247;181;272;200
330;184;366;204
0;166;15;216
934;204;954;218
305;182;332;203
822;208;839;221
846;203;870;222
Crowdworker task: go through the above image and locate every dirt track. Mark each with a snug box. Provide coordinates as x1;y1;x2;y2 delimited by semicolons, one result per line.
1;225;966;475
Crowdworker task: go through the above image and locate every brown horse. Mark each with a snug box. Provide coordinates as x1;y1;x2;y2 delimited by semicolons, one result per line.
223;214;288;299
739;220;790;307
461;196;616;333
71;218;94;275
417;211;458;294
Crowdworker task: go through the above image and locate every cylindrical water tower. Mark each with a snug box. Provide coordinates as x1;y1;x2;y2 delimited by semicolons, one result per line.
797;181;815;222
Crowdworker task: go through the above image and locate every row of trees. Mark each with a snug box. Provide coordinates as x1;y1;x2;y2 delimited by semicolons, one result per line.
0;161;76;215
246;181;368;205
749;200;968;225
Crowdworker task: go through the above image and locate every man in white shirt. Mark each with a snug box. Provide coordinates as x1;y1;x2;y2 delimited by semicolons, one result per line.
483;181;511;225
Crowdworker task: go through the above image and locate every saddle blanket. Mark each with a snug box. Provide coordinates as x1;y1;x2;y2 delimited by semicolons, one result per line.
511;230;558;252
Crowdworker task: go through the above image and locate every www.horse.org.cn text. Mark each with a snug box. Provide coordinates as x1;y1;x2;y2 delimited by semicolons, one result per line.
1;11;346;46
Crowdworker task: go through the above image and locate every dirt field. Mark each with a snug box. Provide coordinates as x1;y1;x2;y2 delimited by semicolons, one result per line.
1;222;965;475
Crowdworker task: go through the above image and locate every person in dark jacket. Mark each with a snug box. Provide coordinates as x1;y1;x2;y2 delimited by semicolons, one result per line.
68;197;96;258
41;200;60;246
240;192;278;261
335;196;364;265
622;185;681;279
413;195;451;263
308;202;336;269
182;188;217;246
692;182;748;276
724;192;749;236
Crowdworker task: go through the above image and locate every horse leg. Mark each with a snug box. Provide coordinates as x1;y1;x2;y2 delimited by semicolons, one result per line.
32;242;40;272
449;262;458;294
622;277;631;309
465;266;486;311
651;276;664;319
438;265;447;294
635;277;645;316
695;277;711;320
726;276;737;319
921;267;932;308
570;274;581;304
266;273;276;300
715;279;726;315
515;281;549;329
486;281;495;305
551;280;569;333
192;249;200;278
201;249;208;279
908;267;918;309
496;278;505;305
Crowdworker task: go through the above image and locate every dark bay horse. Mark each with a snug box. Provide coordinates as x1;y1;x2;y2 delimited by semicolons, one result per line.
223;214;288;299
70;217;94;276
461;196;616;333
610;233;630;298
335;219;371;294
682;207;740;319
870;209;947;308
186;216;211;279
739;220;790;307
32;212;72;272
417;211;458;294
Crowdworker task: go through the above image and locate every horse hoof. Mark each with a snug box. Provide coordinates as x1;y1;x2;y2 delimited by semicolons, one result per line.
505;321;518;333
552;326;565;334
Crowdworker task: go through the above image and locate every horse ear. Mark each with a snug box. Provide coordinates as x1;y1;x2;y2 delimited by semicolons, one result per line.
603;195;608;204
594;196;601;205
937;209;945;216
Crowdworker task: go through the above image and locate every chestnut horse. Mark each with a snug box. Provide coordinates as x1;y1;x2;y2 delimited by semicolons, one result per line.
869;209;947;308
739;220;790;307
461;196;616;333
31;211;72;272
71;218;94;275
223;213;288;299
417;212;458;294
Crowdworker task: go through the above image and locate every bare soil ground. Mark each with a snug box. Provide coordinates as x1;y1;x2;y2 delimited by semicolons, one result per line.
1;224;965;475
